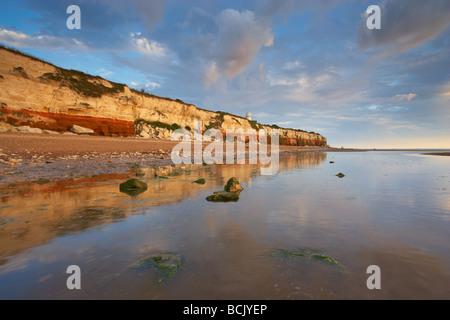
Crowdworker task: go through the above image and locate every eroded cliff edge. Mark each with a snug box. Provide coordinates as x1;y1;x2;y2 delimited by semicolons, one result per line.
0;46;327;146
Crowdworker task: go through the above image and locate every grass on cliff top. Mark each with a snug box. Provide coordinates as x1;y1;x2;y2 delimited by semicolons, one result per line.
130;88;192;106
0;44;55;66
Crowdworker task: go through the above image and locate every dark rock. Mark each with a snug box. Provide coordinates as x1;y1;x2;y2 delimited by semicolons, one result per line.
206;191;240;202
224;177;243;192
119;178;148;196
330;161;335;163
336;173;345;178
193;178;206;184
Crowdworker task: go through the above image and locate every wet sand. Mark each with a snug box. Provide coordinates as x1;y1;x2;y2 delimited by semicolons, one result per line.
0;132;335;184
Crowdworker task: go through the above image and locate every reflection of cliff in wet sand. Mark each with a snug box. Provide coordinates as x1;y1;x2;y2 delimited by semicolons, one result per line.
0;152;327;261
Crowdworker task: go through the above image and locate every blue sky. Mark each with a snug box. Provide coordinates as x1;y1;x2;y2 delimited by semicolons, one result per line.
1;0;449;148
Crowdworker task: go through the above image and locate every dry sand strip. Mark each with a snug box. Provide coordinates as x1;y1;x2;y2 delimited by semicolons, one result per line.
422;152;450;157
0;132;180;158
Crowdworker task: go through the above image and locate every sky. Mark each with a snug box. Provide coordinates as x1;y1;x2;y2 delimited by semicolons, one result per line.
0;0;449;148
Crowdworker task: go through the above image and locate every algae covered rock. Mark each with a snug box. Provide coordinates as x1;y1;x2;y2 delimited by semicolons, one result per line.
224;177;243;192
193;178;206;184
135;252;183;284
119;178;148;196
206;191;239;202
206;177;243;202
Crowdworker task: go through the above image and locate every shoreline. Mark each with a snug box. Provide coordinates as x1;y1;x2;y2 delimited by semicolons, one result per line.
0;132;329;185
0;132;447;185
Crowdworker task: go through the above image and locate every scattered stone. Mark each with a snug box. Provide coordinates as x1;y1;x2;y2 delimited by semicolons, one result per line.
224;177;243;192
0;123;15;133
43;129;60;134
70;125;94;135
336;173;345;178
119;178;148;196
17;126;31;132
206;191;239;202
193;178;206;184
28;127;43;134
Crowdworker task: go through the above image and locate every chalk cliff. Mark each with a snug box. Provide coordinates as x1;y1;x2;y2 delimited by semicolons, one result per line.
0;46;327;146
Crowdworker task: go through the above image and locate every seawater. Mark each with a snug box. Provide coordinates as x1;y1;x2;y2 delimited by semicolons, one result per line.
0;151;449;299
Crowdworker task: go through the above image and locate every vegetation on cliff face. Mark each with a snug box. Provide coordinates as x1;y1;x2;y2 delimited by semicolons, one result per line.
134;119;182;132
39;68;126;98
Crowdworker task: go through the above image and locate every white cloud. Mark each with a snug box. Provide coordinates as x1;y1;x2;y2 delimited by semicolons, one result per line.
96;68;113;78
276;121;293;126
283;60;304;70
145;82;161;89
366;104;379;111
392;93;417;101
205;9;274;82
286;112;303;117
130;32;166;57
438;82;450;97
204;62;220;89
129;81;160;90
0;28;87;50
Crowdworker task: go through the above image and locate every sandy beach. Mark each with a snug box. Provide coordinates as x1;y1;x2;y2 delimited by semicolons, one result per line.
0;132;335;185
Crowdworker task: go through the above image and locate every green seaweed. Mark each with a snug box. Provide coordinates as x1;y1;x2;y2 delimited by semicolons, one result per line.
135;252;183;284
270;248;345;272
193;178;206;184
